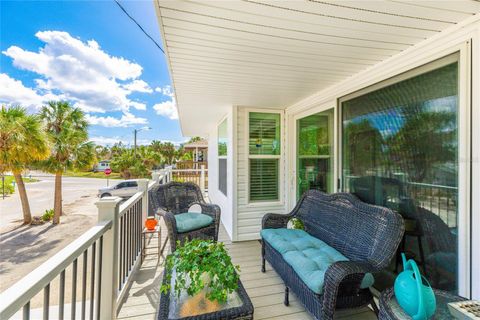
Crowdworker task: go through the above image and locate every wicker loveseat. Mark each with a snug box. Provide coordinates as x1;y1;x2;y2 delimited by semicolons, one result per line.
148;181;221;252
261;190;404;320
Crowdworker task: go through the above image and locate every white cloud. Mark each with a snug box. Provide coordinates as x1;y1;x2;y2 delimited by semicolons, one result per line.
123;80;152;93
153;85;178;120
89;135;151;146
155;85;174;97
85;112;147;128
153;98;178;120
2;30;150;114
0;73;59;110
89;136;127;146
89;136;189;147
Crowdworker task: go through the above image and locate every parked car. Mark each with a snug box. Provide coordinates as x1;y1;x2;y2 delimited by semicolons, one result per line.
93;160;111;172
98;179;138;198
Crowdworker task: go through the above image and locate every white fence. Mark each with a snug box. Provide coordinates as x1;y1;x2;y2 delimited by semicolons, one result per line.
0;167;173;320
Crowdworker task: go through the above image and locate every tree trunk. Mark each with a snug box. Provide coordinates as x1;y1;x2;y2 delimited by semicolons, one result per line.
13;171;32;224
53;171;62;224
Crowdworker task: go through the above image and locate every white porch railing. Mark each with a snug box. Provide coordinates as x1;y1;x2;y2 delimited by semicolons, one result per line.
0;167;173;320
170;165;208;194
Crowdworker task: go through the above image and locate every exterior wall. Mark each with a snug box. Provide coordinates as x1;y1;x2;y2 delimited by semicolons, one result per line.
207;107;235;240
284;17;480;299
205;16;479;297
234;107;287;241
470;19;480;300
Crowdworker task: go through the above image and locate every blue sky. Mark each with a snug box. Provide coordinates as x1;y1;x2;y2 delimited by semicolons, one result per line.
0;0;185;146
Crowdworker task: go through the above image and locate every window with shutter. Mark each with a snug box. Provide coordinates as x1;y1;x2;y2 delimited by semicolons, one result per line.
218;119;228;157
218;119;228;196
248;112;281;202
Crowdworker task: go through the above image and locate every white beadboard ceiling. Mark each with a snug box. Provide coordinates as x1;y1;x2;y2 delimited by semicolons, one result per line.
155;0;480;136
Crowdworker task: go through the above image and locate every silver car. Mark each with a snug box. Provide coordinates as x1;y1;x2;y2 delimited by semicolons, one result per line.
98;180;139;198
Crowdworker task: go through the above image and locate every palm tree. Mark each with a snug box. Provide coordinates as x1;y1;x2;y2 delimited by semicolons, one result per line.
151;140;177;165
40;101;94;224
110;148;136;179
94;145;111;161
0;106;49;224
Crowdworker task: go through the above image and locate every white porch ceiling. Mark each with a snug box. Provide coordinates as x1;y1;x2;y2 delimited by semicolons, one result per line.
155;0;480;136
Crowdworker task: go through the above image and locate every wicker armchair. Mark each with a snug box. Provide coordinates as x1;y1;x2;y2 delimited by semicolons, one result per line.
148;182;221;252
261;190;404;320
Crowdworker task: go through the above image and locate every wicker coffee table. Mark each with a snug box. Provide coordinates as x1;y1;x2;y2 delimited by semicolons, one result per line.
379;287;466;319
158;269;253;320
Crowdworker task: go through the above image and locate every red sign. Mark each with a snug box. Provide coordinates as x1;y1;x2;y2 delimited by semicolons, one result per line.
104;168;112;175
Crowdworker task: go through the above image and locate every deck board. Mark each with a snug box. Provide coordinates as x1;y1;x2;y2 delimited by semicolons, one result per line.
117;223;376;319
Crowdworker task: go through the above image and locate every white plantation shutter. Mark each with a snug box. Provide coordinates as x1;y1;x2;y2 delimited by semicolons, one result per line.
248;112;281;202
219;158;227;196
249;159;279;201
249;114;280;156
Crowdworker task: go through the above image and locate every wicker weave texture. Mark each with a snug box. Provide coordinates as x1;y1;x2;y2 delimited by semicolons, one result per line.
262;190;405;320
148;182;221;252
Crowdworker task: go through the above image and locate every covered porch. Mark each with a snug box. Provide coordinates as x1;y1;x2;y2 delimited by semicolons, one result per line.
155;0;480;301
1;1;479;320
117;221;376;320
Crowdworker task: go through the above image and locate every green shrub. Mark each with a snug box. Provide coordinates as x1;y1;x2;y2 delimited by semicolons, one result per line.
0;177;15;195
41;209;54;222
161;239;240;303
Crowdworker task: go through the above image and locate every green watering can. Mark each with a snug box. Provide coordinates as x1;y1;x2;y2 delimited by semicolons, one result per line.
394;253;436;320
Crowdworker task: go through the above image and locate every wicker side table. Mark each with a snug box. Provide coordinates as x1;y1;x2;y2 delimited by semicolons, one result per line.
379;287;466;319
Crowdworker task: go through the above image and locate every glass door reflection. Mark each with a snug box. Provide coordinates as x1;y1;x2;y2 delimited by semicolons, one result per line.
297;109;334;199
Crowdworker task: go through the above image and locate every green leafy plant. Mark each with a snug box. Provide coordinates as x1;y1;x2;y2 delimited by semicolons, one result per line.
41;209;54;222
161;239;240;303
0;177;15;195
290;217;304;230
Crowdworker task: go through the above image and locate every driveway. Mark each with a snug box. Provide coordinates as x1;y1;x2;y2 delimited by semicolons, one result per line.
0;175;117;294
0;175;110;228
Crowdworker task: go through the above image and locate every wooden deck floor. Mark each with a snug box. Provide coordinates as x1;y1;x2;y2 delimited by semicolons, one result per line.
117;224;377;320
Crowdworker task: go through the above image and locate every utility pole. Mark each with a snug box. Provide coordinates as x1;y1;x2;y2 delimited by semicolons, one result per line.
133;127;152;158
134;129;137;158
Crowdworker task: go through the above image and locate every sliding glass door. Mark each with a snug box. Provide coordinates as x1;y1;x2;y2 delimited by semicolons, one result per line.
341;57;460;293
296;109;334;199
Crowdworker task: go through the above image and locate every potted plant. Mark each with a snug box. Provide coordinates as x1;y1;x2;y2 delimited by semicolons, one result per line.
161;239;240;317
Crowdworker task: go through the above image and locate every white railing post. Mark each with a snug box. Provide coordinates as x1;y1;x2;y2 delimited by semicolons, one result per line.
151;171;160;184
168;167;173;182
138;179;149;220
200;165;206;194
160;169;166;183
95;197;122;320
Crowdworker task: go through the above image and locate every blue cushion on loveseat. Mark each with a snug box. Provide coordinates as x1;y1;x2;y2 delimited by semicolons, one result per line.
261;228;374;294
175;212;213;233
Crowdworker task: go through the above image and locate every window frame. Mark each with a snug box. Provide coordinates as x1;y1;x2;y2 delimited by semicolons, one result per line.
246;109;284;205
337;51;473;296
218;117;228;196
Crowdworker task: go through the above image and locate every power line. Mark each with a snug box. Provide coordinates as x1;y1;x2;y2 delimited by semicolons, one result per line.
113;0;165;54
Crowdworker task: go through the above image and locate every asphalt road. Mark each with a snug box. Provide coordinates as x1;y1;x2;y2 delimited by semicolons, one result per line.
0;175;110;228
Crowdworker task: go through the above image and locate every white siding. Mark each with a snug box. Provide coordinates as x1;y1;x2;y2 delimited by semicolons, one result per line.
284;17;480;299
207;108;235;239
235;107;287;241
156;0;480;136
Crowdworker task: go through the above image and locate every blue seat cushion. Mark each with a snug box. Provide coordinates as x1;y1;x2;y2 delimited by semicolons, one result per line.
175;212;213;233
261;228;374;294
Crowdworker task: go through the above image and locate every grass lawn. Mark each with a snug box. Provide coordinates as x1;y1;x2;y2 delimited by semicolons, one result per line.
3;176;39;183
64;170;122;179
1;175;39;195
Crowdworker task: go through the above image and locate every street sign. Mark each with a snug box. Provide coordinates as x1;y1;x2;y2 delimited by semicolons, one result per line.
104;168;112;175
